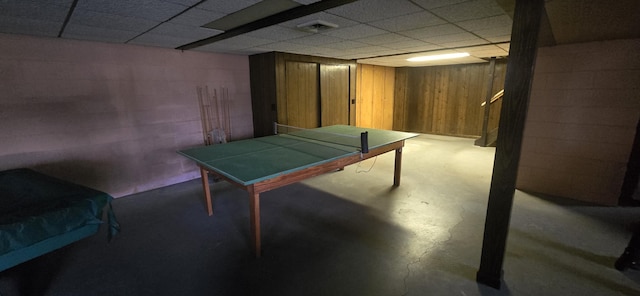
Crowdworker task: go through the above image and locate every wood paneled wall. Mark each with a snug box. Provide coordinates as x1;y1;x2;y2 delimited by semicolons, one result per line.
394;61;507;137
356;64;395;129
274;53;356;127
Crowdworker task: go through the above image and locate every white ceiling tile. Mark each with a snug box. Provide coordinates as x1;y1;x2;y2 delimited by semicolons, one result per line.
0;1;73;21
439;38;486;49
383;39;435;50
68;10;158;32
260;42;322;52
457;15;512;32
426;32;482;45
76;0;189;22
169;8;225;26
196;0;262;14
245;25;312;41
429;0;507;23
401;24;465;39
279;12;359;29
462;45;508;58
356;33;415;45
129;33;195;48
411;0;469;10
322;24;388;39
485;34;511;43
287;34;345;46
369;11;446;32
327;0;423;23
0;17;61;37
145;22;221;39
62;24;140;43
321;40;370;50
212;35;275;48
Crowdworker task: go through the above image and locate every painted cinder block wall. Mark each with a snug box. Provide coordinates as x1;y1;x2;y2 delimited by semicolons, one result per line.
0;33;253;198
517;39;640;205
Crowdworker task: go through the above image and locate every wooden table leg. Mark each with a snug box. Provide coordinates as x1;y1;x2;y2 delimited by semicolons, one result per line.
393;146;403;186
249;187;261;258
200;167;213;216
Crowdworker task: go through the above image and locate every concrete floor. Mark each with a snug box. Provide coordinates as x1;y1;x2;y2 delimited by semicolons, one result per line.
1;134;639;295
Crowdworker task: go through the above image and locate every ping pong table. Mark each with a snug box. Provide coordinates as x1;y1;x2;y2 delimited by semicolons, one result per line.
178;125;418;257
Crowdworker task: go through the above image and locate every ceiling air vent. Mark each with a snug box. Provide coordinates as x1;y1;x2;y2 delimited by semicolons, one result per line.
296;20;339;33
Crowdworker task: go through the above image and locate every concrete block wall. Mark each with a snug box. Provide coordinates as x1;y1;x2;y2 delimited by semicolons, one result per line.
517;39;640;205
0;33;253;197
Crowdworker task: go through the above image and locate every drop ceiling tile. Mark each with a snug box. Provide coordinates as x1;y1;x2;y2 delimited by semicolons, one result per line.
322;24;388;39
0;1;73;21
211;35;275;48
369;11;446;32
76;0;188;22
0;17;62;37
485;35;511;43
462;45;508;58
411;0;469;10
438;38;486;49
457;15;512;32
260;41;322;52
429;0;507;23
391;43;443;54
427;32;481;44
472;27;511;40
169;8;225;26
327;0;423;23
195;0;262;14
145;22;221;39
245;25;312;41
383;39;435;50
68;10;158;32
278;12;359;29
62;24;140;43
400;23;465;39
356;33;415;46
129;33;196;48
321;40;370;50
497;42;510;52
287;34;345;46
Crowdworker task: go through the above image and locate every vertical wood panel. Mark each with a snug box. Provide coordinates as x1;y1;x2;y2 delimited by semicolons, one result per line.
372;66;385;128
356;64;395;129
358;64;374;127
320;64;349;126
285;61;318;128
383;67;395;130
393;60;508;137
393;68;408;130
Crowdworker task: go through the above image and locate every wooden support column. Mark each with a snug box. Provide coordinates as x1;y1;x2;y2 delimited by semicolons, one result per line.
476;0;543;289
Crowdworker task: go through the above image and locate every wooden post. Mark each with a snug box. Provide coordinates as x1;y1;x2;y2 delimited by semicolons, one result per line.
249;187;261;258
476;0;543;289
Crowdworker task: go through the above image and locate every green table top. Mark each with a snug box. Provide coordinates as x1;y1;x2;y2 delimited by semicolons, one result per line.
178;125;418;186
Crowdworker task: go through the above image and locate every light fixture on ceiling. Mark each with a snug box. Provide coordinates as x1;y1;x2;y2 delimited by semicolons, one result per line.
407;52;470;62
296;20;339;33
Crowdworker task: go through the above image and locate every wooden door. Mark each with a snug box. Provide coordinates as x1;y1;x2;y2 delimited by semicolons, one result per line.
285;61;319;128
320;64;350;126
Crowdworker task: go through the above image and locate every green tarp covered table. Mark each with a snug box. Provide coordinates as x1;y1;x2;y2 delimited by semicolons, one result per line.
0;168;119;272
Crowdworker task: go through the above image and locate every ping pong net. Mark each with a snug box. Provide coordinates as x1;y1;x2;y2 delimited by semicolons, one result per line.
274;123;369;154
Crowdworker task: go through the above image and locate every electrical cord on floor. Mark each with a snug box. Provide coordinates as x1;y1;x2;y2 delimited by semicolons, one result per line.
356;156;377;173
